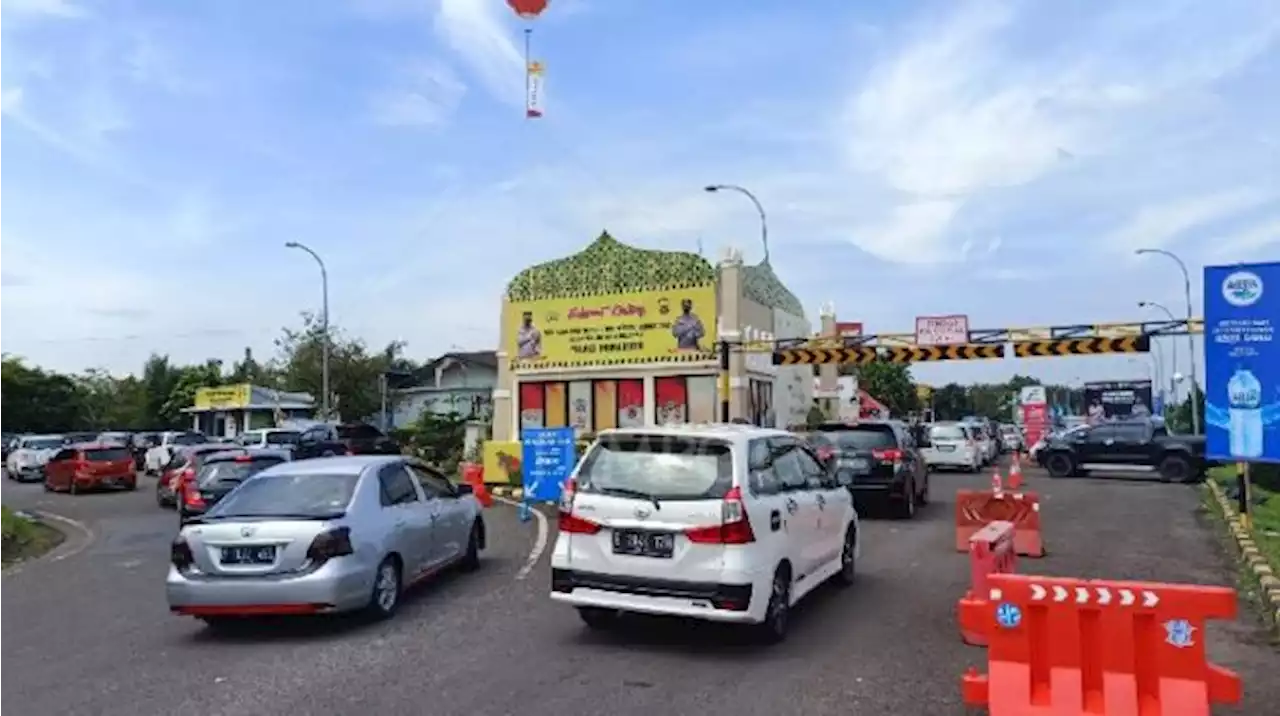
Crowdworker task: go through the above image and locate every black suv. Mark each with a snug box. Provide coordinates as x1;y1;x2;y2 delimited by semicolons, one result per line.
806;421;930;519
293;422;399;460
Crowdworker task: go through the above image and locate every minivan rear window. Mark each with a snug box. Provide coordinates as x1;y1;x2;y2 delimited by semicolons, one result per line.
84;448;131;462
929;425;967;440
817;426;897;450
198;457;285;487
577;436;733;500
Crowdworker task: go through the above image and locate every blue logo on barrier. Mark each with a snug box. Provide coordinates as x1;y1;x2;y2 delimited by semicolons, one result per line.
1164;619;1196;648
996;602;1022;629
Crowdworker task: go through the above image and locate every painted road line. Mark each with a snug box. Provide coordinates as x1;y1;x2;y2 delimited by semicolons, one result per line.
493;496;548;581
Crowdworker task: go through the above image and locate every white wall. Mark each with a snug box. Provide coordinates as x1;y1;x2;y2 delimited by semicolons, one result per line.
772;308;814;429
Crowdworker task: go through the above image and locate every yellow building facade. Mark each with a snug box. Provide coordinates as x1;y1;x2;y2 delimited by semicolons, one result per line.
490;232;814;445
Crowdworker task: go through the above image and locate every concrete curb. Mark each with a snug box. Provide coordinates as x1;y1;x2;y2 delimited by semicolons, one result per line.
1206;480;1280;627
488;485;525;500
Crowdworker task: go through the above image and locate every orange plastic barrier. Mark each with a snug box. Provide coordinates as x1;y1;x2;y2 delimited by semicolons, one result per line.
955;488;1045;557
461;463;493;508
958;520;1018;646
962;573;1241;716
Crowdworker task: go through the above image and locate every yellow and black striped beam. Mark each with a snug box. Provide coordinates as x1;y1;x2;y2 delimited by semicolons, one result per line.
772;347;878;366
882;344;1005;363
1012;336;1150;358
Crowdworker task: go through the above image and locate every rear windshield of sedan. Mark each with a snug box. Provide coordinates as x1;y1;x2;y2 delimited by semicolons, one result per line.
577;436;732;500
205;473;359;519
929;425;967;440
817;426;897;450
84;447;131;461
265;431;300;445
197;457;286;487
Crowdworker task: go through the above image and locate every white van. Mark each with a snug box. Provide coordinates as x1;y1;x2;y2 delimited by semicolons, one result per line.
549;424;861;644
922;422;980;472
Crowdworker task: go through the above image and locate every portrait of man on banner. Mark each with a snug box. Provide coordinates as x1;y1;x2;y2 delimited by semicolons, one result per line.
671;298;706;352
516;310;543;360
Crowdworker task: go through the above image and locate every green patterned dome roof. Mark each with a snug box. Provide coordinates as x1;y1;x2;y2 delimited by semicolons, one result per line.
741;260;805;317
506;231;716;300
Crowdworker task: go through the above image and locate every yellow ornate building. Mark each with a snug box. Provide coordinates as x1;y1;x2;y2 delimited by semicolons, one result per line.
490;231;813;443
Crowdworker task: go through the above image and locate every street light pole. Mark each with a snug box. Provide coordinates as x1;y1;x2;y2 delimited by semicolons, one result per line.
704;184;769;263
285;241;330;420
1138;300;1180;406
1136;249;1199;434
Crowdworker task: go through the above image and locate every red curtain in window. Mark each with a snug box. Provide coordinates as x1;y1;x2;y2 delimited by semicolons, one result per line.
654;376;688;423
617;379;644;427
519;382;545;429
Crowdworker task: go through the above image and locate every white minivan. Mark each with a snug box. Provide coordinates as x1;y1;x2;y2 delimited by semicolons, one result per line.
922;422;980;472
550;424;860;643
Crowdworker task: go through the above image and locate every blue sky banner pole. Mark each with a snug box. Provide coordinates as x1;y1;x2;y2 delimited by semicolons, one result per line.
1203;262;1280;464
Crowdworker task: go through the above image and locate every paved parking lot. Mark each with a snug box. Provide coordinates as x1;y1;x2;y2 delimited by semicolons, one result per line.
3;461;1277;716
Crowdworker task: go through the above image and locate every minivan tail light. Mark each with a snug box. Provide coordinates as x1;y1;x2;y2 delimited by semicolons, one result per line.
558;512;601;535
685;486;755;544
871;448;903;462
306;527;354;562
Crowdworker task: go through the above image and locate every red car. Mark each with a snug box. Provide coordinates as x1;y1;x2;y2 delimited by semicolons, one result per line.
157;444;245;509
44;443;137;493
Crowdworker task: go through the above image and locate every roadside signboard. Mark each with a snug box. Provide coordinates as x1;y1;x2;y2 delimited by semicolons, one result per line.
1205;262;1279;463
520;427;577;502
1019;385;1047;406
1083;380;1154;424
915;314;969;346
1019;385;1049;446
835;321;864;338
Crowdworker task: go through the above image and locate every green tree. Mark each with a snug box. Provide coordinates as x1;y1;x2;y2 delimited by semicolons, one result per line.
855;362;919;417
1;356;86;433
76;369;147;429
160;361;226;427
932;382;970;420
274;312;392;422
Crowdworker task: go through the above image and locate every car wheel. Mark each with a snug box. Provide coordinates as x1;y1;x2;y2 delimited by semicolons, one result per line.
1158;455;1193;483
755;566;792;644
125;479;137;491
1045;453;1075;478
833;526;857;588
577;606;620;630
365;557;402;620
459;521;482;572
894;480;917;519
916;473;930;505
42;480;52;492
155;481;168;507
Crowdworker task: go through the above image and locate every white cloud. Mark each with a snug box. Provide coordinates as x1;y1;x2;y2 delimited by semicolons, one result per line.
1104;188;1277;253
849;200;961;264
433;0;525;107
1212;216;1280;259
2;0;87;19
372;62;467;127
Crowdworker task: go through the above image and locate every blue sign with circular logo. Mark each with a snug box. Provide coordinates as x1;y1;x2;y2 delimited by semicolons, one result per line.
996;602;1022;629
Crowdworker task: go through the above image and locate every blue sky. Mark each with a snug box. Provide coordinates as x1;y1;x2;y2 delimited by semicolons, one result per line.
2;0;1278;394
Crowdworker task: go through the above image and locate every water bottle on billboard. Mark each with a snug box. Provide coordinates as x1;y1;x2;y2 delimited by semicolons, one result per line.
1227;366;1264;458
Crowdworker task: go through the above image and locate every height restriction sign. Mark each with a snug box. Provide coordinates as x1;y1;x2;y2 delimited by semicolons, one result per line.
915;315;970;346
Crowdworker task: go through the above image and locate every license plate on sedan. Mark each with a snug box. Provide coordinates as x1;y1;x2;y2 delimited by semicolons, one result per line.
611;530;674;558
220;546;276;565
938;445;955;452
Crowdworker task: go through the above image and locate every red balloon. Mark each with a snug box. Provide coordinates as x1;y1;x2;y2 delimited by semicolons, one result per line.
507;0;547;19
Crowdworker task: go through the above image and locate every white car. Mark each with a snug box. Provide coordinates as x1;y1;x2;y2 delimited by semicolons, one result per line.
5;434;67;482
549;424;860;644
921;422;979;472
235;429;302;450
144;431;208;475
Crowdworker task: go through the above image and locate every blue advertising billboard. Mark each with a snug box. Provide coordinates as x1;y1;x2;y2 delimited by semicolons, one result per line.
520;427;577;502
1204;262;1280;463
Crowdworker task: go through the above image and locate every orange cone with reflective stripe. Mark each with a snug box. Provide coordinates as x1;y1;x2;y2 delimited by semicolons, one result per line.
1008;453;1023;490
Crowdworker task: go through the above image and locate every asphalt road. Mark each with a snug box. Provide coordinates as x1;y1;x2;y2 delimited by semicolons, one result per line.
3;461;1277;716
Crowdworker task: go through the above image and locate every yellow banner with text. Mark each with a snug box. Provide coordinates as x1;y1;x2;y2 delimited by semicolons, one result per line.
504;285;718;368
193;384;252;410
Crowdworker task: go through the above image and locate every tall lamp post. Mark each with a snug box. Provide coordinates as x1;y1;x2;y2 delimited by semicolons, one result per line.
1138;300;1179;409
285;242;330;420
1136;249;1199;435
704;184;769;262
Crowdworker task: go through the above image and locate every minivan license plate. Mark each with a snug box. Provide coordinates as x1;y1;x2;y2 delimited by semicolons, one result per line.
612;530;674;558
220;546;276;565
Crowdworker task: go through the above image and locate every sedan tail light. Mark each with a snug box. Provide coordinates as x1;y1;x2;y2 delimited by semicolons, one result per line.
306;527;354;562
171;538;194;568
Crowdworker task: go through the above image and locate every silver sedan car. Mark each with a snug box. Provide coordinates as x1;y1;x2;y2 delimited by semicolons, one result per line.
166;455;486;627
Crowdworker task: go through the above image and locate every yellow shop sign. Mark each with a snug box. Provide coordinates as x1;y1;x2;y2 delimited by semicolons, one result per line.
504;285;718;368
194;384;252;410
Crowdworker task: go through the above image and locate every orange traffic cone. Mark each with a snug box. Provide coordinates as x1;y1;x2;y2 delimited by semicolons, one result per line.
1008;452;1024;490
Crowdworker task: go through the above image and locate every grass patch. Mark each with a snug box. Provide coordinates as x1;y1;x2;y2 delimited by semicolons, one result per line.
1208;466;1280;571
1;506;64;567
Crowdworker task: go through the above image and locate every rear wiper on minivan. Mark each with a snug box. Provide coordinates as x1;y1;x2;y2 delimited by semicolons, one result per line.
596;486;661;511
